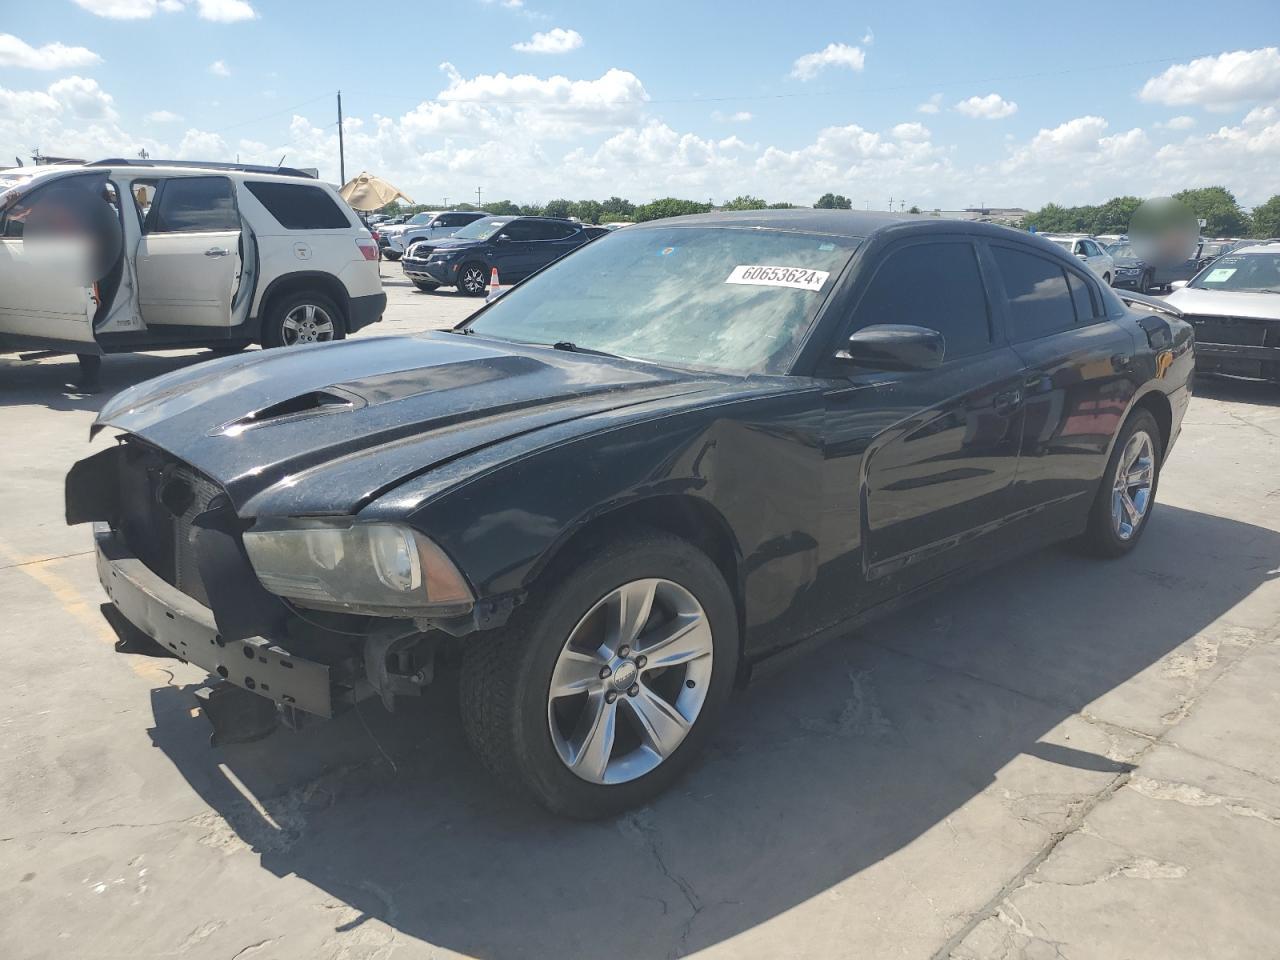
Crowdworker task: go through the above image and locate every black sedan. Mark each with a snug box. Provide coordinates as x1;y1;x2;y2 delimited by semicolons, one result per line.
67;211;1193;817
400;215;604;295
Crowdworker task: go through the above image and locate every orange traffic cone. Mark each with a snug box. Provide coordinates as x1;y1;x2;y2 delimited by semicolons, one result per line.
486;266;501;302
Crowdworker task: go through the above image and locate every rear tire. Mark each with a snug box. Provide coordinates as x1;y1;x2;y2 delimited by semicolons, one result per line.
262;291;345;348
1079;409;1162;558
457;261;489;297
459;530;739;818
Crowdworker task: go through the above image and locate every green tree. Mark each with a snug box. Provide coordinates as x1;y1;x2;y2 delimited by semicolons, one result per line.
483;199;521;216
1252;195;1280;238
381;200;402;215
1091;196;1142;233
1172;186;1252;236
721;195;769;210
633;197;713;222
768;202;797;209
601;196;635;219
908;205;921;215
815;192;852;209
543;198;573;219
517;203;544;216
572;199;604;224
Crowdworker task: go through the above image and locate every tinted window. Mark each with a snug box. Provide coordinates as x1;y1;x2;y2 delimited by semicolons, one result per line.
150;177;237;233
853;241;992;360
501;220;544;241
1066;271;1098;323
544;222;577;240
244;181;349;229
992;245;1076;340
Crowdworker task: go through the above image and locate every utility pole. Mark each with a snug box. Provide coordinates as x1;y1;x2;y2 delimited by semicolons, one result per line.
443;196;448;209
475;186;482;208
337;90;346;186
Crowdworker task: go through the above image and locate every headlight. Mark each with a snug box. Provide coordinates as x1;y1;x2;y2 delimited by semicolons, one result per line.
429;249;460;261
242;521;473;617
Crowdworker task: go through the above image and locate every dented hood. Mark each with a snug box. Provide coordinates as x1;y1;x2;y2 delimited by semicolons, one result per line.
95;333;707;517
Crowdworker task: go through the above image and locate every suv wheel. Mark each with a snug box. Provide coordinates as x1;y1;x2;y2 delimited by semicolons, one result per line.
412;280;440;293
384;249;402;262
1139;270;1153;294
263;292;345;348
460;531;739;818
1079;408;1161;557
1102;272;1111;286
457;262;489;297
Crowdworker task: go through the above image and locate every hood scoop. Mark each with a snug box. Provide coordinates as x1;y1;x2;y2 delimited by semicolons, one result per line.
214;388;361;437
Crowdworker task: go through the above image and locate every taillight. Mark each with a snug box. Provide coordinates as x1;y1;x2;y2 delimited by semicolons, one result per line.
356;238;379;261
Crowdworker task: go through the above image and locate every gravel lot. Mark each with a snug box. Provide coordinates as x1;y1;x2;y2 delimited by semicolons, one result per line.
2;268;1279;959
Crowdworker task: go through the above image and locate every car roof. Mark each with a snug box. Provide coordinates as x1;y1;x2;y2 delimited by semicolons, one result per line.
3;162;326;188
1228;244;1280;255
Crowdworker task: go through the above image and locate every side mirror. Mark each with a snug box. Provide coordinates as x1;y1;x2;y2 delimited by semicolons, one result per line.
1076;253;1089;261
836;324;945;371
1169;280;1188;290
494;234;510;243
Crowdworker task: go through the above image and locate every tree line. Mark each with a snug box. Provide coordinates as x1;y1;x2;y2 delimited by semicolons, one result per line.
1025;187;1280;238
381;186;1280;237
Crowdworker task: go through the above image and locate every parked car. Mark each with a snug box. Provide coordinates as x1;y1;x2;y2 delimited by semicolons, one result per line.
1040;234;1115;285
1165;244;1280;382
68;211;1193;817
383;210;492;261
0;160;384;357
404;215;605;295
1148;237;1231;291
1094;233;1126;247
1106;241;1155;293
377;211;438;260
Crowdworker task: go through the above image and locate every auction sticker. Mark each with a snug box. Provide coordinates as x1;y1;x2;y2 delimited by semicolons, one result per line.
1203;267;1237;283
726;264;829;291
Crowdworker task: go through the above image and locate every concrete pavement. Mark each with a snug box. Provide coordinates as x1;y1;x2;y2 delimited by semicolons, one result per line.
1;272;1278;959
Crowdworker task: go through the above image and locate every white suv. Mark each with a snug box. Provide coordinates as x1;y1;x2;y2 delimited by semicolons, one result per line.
0;160;385;358
380;210;489;260
1040;234;1115;286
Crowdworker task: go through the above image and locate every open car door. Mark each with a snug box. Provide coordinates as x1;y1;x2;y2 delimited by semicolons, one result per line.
0;171;122;355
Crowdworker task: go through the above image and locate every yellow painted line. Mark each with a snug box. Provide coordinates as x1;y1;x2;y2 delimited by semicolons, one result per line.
0;539;173;683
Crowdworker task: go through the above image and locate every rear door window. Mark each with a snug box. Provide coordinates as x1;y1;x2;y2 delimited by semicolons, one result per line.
148;176;238;233
244;181;350;230
853;240;993;360
991;245;1077;341
1065;271;1100;323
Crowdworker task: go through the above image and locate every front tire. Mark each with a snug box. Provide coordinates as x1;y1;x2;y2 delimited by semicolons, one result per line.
1139;270;1153;294
459;531;739;818
411;280;440;293
1102;272;1112;286
1079;409;1161;557
262;291;345;348
383;249;402;262
457;261;489;297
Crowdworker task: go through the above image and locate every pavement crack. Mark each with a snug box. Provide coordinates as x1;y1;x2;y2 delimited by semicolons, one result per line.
1128;775;1280;826
230;937;279;960
618;811;703;957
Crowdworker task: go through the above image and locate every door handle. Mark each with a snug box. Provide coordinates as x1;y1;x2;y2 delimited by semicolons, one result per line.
1111;353;1133;371
993;388;1023;416
204;247;230;257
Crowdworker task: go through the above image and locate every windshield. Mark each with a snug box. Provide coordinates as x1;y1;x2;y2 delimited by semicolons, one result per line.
1108;243;1137;259
406;213;434;225
464;225;858;374
1049;239;1073;250
1190;253;1280;293
1200;242;1233;258
452;217;511;241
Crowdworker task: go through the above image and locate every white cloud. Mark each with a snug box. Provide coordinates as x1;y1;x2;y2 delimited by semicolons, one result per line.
208;59;230;77
71;0;180;18
194;0;258;22
917;93;942;115
512;27;583;54
955;93;1017;119
0;34;101;70
789;43;866;81
892;122;930;141
1156;115;1196;131
1140;48;1280;109
862;28;874;45
712;110;752;123
145;109;182;123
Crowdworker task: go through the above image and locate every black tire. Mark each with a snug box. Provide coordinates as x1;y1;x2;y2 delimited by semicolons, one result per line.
411;280;440;293
1138;270;1153;295
459;530;739;818
1102;272;1111;286
1079;409;1162;558
383;249;402;262
261;291;345;348
209;342;249;356
457;261;489;297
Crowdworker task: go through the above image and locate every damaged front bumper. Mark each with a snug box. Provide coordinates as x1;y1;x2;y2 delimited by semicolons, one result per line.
96;523;334;718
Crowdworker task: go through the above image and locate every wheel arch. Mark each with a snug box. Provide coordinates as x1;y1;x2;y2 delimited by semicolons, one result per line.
1132;388;1173;460
255;271;351;333
527;494;747;674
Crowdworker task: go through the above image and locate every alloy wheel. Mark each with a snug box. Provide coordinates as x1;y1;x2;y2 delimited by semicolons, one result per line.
280;303;335;345
1111;430;1155;540
460;266;486;295
547;578;714;785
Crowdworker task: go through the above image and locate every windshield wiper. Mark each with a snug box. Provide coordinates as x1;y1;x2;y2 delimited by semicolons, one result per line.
551;340;622;359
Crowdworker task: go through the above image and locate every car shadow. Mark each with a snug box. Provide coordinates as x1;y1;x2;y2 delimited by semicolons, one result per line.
1193;374;1280;406
140;504;1277;958
0;351;215;414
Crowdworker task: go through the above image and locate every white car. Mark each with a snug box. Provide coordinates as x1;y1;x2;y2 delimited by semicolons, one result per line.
381;210;489;260
0;160;385;358
1165;244;1280;383
1040;234;1115;286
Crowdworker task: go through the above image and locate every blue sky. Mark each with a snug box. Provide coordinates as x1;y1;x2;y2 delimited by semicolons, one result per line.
3;0;1279;208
